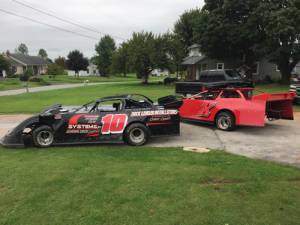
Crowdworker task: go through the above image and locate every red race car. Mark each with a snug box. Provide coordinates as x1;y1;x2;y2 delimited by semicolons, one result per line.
179;88;295;131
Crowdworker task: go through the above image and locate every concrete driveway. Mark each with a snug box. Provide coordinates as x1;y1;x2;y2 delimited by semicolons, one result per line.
0;114;299;167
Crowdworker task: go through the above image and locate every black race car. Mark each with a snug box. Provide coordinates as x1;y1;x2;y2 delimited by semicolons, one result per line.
1;94;182;148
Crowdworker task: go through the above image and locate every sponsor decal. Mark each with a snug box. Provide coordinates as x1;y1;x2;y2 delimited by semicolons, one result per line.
54;114;62;120
131;110;178;117
67;114;101;136
68;114;100;125
66;114;128;136
149;115;171;122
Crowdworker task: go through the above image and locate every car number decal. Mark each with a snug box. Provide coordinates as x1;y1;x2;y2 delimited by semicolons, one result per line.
101;114;128;134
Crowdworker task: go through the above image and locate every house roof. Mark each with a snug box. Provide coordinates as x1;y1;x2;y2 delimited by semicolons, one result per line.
8;54;48;66
188;44;201;50
182;56;206;65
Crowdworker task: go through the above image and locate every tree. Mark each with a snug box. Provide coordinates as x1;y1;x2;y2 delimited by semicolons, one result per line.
164;33;186;78
0;55;10;76
47;64;65;78
54;56;67;69
15;43;29;55
20;67;34;93
38;49;48;59
111;43;129;76
66;50;89;77
127;32;170;84
259;0;300;84
174;8;202;51
95;35;116;76
190;0;265;79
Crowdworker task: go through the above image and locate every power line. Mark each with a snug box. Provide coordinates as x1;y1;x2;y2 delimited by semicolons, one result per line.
11;0;127;41
0;8;99;41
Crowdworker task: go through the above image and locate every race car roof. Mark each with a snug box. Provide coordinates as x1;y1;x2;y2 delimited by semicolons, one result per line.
96;94;151;102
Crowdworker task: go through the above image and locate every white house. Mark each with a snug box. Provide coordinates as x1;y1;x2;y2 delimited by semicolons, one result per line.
68;63;100;76
151;68;170;77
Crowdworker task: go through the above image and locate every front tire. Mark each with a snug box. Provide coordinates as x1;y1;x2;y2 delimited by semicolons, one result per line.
33;125;54;148
215;112;236;131
124;123;149;146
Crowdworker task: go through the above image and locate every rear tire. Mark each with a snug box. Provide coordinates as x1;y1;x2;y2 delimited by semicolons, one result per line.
215;112;236;131
33;125;54;148
124;123;149;146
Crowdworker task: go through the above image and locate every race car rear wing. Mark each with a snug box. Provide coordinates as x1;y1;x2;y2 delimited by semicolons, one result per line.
158;95;183;109
253;92;295;120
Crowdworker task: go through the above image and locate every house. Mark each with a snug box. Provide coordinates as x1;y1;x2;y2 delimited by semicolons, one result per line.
182;44;298;81
3;53;48;76
68;62;100;76
151;68;170;77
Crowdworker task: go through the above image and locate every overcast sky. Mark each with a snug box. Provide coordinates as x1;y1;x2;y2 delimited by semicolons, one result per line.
0;0;203;59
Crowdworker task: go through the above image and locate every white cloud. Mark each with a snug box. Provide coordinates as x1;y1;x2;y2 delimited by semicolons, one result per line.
0;0;203;58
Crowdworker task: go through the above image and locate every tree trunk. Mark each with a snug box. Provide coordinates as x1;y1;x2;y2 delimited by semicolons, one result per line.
25;81;29;93
176;64;179;79
280;67;292;85
243;52;256;81
142;73;149;84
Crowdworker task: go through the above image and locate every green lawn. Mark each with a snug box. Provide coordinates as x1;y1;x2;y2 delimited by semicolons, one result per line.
0;82;297;114
0;74;163;91
0;82;174;114
0;78;44;91
0;146;299;225
42;74;143;84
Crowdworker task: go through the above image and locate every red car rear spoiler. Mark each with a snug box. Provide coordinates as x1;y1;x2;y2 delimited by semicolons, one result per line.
253;92;295;120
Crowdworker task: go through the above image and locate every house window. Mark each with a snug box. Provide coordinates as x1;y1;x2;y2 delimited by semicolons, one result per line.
275;65;296;73
217;63;224;70
253;62;260;75
200;64;207;71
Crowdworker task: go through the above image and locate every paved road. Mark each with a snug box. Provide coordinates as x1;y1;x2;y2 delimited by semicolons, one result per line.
0;81;137;97
0;114;300;167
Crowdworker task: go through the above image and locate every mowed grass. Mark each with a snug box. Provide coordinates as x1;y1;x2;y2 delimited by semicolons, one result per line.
0;74;152;91
0;82;173;114
0;78;44;91
0;146;299;225
42;74;146;84
0;83;297;114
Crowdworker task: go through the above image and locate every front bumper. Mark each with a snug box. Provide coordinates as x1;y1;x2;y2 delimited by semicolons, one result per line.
0;133;25;148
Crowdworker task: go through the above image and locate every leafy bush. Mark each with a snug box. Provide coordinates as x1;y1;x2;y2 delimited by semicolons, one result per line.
164;77;178;85
6;74;19;78
19;68;34;82
29;76;50;85
47;64;66;78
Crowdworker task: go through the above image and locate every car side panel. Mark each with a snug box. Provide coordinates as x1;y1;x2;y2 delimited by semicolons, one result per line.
214;98;266;127
51;108;180;144
180;97;266;127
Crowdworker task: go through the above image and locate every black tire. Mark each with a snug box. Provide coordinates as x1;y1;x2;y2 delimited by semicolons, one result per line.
32;125;54;148
215;111;236;131
124;123;150;146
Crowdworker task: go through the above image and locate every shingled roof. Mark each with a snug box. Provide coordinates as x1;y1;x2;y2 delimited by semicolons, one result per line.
8;54;48;66
182;55;206;65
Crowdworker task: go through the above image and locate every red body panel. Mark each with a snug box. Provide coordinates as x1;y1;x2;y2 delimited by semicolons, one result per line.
179;89;295;127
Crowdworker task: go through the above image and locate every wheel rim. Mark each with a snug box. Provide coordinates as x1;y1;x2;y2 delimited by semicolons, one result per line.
37;131;53;146
129;128;145;144
217;116;231;130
